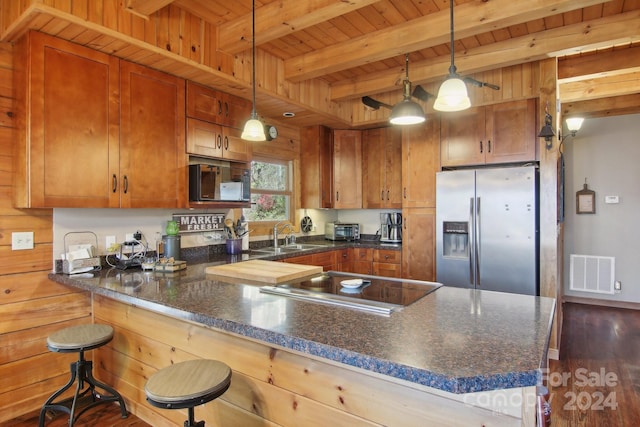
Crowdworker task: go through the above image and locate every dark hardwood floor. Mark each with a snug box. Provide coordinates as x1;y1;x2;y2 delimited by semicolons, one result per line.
3;302;639;426
548;302;640;426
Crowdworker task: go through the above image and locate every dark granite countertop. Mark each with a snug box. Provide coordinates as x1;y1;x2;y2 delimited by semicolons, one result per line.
48;241;555;395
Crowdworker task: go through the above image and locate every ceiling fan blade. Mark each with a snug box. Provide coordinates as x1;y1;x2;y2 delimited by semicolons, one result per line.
463;77;500;91
362;96;393;110
412;85;434;102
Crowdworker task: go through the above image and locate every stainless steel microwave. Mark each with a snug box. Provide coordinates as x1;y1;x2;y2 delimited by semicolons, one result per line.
189;163;250;202
325;222;360;241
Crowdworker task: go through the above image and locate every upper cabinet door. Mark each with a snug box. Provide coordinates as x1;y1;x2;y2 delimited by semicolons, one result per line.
333;130;362;209
119;61;186;208
300;125;333;209
14;31;120;208
484;99;537;164
440;107;486;167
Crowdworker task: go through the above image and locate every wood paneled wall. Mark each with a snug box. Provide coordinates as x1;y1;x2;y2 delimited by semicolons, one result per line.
0;40;92;422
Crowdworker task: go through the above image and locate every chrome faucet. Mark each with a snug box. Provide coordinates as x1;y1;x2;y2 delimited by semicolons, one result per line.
273;222;293;248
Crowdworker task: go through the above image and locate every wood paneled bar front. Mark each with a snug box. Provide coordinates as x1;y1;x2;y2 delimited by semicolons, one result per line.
48;260;555;427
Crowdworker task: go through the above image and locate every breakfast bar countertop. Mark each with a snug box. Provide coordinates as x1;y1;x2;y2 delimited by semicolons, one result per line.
48;258;555;395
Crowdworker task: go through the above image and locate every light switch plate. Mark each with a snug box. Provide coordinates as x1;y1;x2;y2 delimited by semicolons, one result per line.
12;231;34;250
605;195;619;204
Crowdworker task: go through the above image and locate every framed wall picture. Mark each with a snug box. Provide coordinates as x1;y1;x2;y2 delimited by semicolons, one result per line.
576;183;595;214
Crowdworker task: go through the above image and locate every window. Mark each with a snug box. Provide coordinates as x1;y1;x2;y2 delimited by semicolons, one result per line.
242;157;292;222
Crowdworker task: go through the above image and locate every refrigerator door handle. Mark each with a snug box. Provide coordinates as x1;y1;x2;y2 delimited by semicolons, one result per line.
476;197;481;286
469;197;475;285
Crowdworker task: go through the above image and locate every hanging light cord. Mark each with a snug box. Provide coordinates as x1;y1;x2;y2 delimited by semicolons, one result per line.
250;0;257;118
448;0;457;76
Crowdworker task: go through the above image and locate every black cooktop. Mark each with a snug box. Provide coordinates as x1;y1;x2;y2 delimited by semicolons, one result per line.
275;271;440;307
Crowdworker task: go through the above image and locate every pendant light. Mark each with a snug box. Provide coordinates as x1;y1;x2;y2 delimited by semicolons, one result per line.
241;0;266;141
434;0;471;112
389;54;426;125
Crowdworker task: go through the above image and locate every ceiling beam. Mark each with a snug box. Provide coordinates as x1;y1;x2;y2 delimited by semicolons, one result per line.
218;0;379;54
561;93;640;119
125;0;174;17
284;0;610;82
558;44;640;83
330;9;640;101
559;71;640;102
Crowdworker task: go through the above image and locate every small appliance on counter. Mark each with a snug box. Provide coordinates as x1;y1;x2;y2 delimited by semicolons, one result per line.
325;222;360;241
380;213;402;243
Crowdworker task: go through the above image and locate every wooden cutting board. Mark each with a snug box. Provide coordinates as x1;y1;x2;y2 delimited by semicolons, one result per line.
205;260;323;284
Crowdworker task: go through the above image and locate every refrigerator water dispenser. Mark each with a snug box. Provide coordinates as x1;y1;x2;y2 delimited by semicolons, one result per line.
442;221;469;258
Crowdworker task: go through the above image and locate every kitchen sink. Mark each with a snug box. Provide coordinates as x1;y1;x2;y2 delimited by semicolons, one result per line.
251;243;327;255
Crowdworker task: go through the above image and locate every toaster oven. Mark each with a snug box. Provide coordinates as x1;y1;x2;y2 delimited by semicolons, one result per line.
325;222;360;241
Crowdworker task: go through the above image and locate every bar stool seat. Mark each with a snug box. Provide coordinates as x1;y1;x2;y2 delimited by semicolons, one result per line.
39;324;128;426
145;359;232;427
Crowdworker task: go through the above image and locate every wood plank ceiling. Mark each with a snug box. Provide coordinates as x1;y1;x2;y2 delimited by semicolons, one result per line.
4;0;640;126
130;0;640;123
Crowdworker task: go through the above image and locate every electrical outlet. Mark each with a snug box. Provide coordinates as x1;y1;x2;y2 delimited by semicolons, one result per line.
614;281;622;291
12;231;34;250
125;233;135;242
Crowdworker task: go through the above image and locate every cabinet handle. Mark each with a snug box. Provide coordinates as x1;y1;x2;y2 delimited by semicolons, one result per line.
381;190;384;201
123;175;128;194
479;140;483;153
224;136;229;150
218;100;223;115
387;190;390;201
225;102;229;117
217;135;222;149
488;140;491;153
403;187;407;199
112;174;117;193
336;191;339;201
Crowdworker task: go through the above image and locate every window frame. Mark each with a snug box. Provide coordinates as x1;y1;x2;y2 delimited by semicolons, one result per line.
243;155;295;232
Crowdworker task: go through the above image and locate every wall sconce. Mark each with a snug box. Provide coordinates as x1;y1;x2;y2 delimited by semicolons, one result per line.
538;114;584;150
561;118;584;142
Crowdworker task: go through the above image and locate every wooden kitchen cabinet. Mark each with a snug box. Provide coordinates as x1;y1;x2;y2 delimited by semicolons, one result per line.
440;98;537;167
351;248;373;275
14;31;120;208
402;118;439;281
186;82;251;162
336;248;352;271
402;208;436;281
186;118;250;162
373;249;402;278
186;81;252;129
14;32;186;208
119;61;186;208
402;116;440;209
363;127;402;209
333;130;363;209
300;125;333;208
284;251;336;271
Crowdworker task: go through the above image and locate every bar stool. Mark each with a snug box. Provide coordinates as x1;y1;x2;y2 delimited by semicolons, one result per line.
38;324;128;426
145;359;232;427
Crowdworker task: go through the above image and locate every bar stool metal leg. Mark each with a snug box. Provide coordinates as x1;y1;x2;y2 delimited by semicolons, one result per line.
39;324;128;427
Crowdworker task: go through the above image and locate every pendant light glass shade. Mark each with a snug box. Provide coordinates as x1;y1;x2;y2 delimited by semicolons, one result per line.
241;116;266;141
434;0;470;112
566;117;584;133
389;54;425;125
433;76;471;112
242;0;266;141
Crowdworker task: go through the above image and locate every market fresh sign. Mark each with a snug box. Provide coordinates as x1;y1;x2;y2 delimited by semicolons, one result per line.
172;214;225;233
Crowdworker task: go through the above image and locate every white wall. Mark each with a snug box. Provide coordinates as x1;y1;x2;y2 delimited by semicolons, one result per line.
563;113;640;302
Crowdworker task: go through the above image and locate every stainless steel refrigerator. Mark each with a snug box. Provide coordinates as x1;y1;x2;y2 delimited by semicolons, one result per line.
435;166;538;295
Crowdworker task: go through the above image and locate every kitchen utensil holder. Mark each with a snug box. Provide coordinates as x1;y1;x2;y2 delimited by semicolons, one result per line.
63;231;102;274
226;238;242;255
